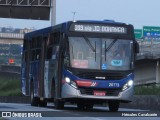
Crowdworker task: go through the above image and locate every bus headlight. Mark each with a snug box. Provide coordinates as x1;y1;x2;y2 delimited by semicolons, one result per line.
65;77;71;83
122;80;133;91
65;77;77;89
128;80;133;86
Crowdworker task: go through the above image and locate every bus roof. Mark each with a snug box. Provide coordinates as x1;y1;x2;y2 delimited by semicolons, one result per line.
24;26;53;39
75;20;126;25
24;20;131;39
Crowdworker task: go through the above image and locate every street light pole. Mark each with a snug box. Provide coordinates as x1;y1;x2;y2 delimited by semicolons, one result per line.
72;12;77;22
51;0;56;26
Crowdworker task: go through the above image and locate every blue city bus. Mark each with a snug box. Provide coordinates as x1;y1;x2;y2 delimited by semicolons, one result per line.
21;20;139;111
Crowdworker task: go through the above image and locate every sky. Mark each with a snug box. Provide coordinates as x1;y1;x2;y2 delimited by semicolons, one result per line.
0;0;160;29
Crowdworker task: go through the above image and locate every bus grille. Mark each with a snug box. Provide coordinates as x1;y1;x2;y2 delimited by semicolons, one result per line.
79;88;121;96
75;72;124;80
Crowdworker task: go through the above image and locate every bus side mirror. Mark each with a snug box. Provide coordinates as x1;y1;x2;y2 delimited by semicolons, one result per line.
135;41;139;53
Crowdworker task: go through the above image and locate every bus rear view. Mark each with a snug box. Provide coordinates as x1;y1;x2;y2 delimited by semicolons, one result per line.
21;20;139;112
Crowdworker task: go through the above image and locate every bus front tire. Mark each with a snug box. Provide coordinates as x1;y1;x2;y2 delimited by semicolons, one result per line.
54;99;64;109
39;100;47;107
85;103;94;110
77;103;85;109
108;101;119;112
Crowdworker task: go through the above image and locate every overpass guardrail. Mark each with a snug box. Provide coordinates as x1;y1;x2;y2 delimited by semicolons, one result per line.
0;65;20;74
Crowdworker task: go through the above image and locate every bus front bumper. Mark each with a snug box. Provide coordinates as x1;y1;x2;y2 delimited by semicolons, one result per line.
62;83;133;102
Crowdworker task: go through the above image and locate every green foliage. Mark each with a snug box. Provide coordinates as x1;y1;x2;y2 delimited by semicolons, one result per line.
0;77;21;96
134;85;160;95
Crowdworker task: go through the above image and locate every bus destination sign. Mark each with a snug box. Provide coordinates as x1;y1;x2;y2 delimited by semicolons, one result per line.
70;24;127;34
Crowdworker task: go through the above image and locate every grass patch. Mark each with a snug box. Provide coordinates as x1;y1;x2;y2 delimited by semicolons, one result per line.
0;77;21;96
134;84;160;95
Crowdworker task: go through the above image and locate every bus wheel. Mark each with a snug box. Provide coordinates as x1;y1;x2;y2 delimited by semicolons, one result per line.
30;83;39;106
39;100;47;107
77;103;85;110
108;101;119;112
54;99;64;109
85;103;94;110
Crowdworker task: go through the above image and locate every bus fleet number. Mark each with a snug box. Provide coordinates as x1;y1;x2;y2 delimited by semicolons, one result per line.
109;83;120;87
75;25;84;31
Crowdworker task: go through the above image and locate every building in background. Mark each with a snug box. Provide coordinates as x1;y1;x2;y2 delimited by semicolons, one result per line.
0;27;34;65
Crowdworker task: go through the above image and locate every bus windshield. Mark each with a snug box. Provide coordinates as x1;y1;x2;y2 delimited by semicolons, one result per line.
68;37;133;70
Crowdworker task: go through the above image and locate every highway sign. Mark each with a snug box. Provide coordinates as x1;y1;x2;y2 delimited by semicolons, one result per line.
143;26;160;38
0;0;51;20
134;29;142;39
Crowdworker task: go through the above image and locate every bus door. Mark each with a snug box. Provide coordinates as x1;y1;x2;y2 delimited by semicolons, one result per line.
44;32;61;98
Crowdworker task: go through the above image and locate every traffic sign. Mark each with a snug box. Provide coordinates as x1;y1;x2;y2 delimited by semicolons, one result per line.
143;26;160;38
134;29;142;39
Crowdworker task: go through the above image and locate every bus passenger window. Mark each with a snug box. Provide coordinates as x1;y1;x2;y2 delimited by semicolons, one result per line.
46;47;52;59
52;46;59;59
45;32;60;60
31;50;36;61
36;49;41;60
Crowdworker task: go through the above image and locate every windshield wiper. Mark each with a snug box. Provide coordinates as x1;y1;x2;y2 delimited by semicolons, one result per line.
83;35;96;61
105;39;117;53
83;35;96;52
105;39;117;61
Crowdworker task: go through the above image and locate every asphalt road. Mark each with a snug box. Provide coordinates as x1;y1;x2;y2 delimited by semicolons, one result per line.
0;103;159;120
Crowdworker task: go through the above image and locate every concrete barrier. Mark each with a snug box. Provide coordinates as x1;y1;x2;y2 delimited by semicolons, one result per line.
121;95;160;111
0;71;20;80
0;96;30;103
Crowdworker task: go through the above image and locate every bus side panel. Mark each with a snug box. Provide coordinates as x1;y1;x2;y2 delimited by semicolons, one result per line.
44;60;54;98
39;37;46;98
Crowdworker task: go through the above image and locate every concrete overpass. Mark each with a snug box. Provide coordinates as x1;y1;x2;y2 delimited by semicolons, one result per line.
0;32;24;44
135;42;160;85
0;28;33;44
